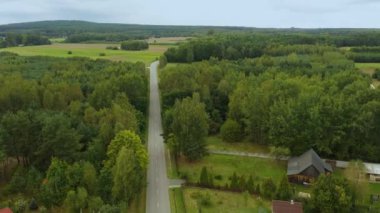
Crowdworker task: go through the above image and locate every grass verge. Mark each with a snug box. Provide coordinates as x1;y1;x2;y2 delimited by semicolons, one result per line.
170;188;186;213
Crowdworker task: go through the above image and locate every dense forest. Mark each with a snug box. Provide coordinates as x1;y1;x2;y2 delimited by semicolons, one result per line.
0;52;148;211
0;33;50;48
160;42;380;162
0;21;252;42
2;21;380;44
164;33;380;63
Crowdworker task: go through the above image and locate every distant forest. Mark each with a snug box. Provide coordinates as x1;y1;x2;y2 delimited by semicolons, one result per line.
2;20;380;44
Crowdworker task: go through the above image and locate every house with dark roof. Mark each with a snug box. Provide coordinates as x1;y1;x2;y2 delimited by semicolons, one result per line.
287;149;333;184
272;200;303;213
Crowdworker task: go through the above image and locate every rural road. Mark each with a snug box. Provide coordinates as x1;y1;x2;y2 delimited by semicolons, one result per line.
146;61;170;213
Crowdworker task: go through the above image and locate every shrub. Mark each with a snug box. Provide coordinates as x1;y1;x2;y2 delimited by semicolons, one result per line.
13;198;27;213
106;46;119;50
220;119;243;142
261;178;277;199
99;53;106;56
214;174;223;180
68;51;72;55
29;198;38;211
159;55;168;68
200;193;212;207
121;40;149;51
373;69;380;80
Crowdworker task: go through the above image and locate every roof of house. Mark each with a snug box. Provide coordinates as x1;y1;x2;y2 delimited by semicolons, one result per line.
287;149;333;176
0;208;13;213
272;200;303;213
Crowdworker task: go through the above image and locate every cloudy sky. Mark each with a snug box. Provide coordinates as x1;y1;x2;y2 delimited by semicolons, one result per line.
1;0;380;28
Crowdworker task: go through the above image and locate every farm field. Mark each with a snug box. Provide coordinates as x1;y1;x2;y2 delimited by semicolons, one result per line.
0;43;169;64
182;187;270;213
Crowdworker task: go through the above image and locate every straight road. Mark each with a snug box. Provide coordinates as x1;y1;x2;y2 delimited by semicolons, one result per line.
146;61;170;213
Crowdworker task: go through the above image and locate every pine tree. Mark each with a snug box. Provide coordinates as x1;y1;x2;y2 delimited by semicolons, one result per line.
247;175;255;194
262;178;277;199
199;167;209;187
238;175;246;191
229;172;239;190
276;175;292;200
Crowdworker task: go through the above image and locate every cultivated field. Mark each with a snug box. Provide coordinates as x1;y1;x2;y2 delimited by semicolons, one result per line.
0;43;169;64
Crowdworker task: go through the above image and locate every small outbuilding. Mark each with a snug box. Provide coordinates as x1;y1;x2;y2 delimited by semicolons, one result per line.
272;200;303;213
287;149;333;184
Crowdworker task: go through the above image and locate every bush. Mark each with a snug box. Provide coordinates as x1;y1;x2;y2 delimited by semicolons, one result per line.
68;51;72;55
200;193;212;207
159;55;167;68
106;46;119;50
29;198;38;211
220;119;243;142
5;167;27;194
261;178;277;199
13;198;27;213
99;204;120;213
121;40;149;51
214;174;223;180
99;53;106;56
373;69;380;80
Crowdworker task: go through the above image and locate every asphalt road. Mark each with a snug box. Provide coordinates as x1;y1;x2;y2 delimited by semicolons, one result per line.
146;61;170;213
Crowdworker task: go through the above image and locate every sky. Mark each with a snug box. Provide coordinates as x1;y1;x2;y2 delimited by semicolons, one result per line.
0;0;380;28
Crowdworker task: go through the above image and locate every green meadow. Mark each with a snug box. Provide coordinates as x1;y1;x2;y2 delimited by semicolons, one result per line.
0;43;169;64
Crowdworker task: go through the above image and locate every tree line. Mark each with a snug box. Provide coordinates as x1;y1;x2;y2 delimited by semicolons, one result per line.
0;53;148;211
0;33;50;48
121;40;149;51
164;33;380;63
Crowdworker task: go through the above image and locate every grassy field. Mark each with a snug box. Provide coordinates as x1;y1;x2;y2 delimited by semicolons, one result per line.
177;154;286;186
148;37;191;45
355;63;380;87
170;188;186;213
0;43;169;64
50;37;66;43
207;136;270;154
182;187;270;213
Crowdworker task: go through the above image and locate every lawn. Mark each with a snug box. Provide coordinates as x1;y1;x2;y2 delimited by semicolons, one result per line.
207;136;270;154
0;43;169;64
177;153;286;186
370;183;380;195
182;187;270;213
